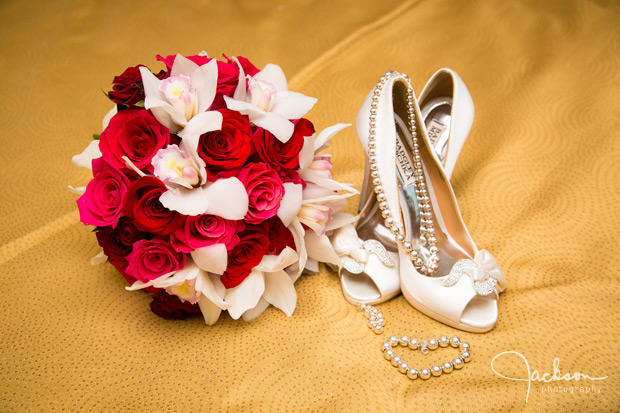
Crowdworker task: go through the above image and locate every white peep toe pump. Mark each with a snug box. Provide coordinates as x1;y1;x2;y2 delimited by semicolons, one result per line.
330;69;474;306
358;70;506;333
419;68;474;180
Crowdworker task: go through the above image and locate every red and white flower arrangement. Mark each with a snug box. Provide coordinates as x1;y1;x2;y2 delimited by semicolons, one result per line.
71;52;356;324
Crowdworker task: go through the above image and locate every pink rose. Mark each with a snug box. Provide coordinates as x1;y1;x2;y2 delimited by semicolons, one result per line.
77;157;130;227
171;214;245;253
125;238;186;283
237;162;285;224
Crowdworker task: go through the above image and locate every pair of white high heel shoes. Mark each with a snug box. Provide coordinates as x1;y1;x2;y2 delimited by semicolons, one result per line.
331;69;507;333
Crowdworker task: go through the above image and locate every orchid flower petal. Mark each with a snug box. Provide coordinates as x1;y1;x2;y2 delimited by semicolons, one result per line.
298;136;315;171
325;212;358;232
254;64;288;92
191;243;228;275
139;66;164;102
263;269;297;317
304;258;319;274
223;96;265;116
288;218;307;280
90;250;106;265
122;156;147;177
252;111;295;143
201;177;249;220
255;247;298;273
198;295;222;325
178;110;223;140
191;60;218;113
154;259;201;288
314;123;350;152
150;97;190;130
277;183;303;227
224;270;265;319
195;271;230;309
232;57;247;101
160;186;209;216
102;106;117;130
271;91;317;120
67;185;86;195
170;54;200;77
304;231;340;266
72;140;102;170
241;298;270;322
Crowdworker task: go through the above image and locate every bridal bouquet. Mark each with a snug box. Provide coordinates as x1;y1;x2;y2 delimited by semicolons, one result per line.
71;52;355;324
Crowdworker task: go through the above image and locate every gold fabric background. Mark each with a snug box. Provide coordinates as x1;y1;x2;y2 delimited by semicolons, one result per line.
1;0;619;411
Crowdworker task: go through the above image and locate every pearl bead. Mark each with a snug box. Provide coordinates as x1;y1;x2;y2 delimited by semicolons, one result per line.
399;362;409;374
391;355;402;367
429;263;439;272
372;177;381;186
396;234;405;243
429;246;439;254
373;325;383;334
384;349;394;360
378;201;388;210
408;338;419;349
419;368;431;380
442;361;454;373
431;364;443;377
408;251;419;260
376;193;386;202
438;336;449;347
450;336;460;347
389;335;399;347
453;357;464;369
428;338;438;350
381;209;391;218
374;185;383;194
390;226;400;235
461;351;472;363
460;342;470;352
384;217;394;227
382;342;391;351
407;368;419;380
399;335;409;346
403;242;412;252
370;170;379;178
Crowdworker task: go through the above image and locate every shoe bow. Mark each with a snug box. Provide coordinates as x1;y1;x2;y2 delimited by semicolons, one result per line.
331;224;394;274
441;249;507;296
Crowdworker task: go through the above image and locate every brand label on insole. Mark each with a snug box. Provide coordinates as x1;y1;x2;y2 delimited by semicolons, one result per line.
395;131;416;188
427;118;447;147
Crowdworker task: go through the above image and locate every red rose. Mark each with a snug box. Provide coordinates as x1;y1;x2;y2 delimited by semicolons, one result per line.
237;162;285;224
171;214;244;253
99;109;170;172
122;176;185;235
108;65;165;106
95;217;145;271
253;118;314;172
149;290;201;320
77;157;130;227
197;109;253;178
265;217;296;255
156;54;260;109
125;238;186;283
221;224;269;288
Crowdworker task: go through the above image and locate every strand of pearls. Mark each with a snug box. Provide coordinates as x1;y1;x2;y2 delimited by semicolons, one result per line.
359;304;471;380
381;333;471;380
367;70;440;276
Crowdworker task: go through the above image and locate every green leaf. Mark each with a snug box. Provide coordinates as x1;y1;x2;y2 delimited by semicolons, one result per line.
92;134;100;140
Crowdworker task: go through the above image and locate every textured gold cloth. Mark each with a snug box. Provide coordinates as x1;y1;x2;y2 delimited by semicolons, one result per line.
1;0;619;411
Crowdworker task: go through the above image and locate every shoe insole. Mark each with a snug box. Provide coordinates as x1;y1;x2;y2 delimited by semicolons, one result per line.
421;97;453;164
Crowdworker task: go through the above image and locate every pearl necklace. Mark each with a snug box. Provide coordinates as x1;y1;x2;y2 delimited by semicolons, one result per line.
367;70;440;276
361;304;471;380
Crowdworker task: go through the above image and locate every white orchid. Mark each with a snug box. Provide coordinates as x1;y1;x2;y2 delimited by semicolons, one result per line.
224;59;317;143
139;54;223;138
289;123;359;274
